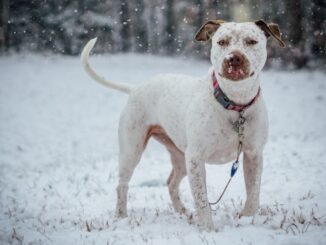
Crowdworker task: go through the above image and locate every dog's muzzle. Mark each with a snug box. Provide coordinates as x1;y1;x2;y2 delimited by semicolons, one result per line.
221;51;252;81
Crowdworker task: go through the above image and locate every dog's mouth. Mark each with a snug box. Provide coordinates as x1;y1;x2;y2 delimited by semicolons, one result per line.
219;67;252;81
218;71;255;81
220;51;252;81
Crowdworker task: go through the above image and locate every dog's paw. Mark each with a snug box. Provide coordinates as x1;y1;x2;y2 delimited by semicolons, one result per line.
197;217;215;232
115;209;128;219
198;222;215;232
184;210;195;224
177;206;192;217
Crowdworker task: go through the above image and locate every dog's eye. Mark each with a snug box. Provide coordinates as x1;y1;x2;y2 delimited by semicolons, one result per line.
246;39;258;45
218;40;229;46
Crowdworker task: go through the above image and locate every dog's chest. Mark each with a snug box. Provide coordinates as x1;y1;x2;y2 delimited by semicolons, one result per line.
206;119;239;164
206;112;259;164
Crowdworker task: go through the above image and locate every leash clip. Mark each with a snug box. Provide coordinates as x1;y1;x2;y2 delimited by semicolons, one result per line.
231;160;239;177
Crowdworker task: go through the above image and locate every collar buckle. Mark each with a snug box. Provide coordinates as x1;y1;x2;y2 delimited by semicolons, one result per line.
216;94;231;109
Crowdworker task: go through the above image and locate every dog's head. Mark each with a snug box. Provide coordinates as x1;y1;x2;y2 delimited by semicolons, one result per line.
195;20;285;82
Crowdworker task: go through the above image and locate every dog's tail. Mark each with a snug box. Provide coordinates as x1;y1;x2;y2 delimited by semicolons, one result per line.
81;38;133;94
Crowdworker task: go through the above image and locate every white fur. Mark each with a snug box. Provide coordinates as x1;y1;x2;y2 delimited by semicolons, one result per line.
81;37;133;94
81;22;269;231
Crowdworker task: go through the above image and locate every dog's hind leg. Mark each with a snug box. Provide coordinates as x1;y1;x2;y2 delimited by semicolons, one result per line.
167;150;188;215
145;125;189;215
115;107;148;218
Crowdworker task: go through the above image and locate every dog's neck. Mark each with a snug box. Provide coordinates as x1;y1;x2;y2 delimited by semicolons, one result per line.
211;68;261;105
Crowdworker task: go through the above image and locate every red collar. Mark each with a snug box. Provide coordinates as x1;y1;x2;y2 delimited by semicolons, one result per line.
212;72;260;112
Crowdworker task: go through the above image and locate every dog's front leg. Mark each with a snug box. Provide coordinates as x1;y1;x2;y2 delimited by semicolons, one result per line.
185;151;214;231
241;151;263;216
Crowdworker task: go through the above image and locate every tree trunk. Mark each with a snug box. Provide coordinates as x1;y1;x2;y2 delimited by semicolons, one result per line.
164;0;175;54
147;0;158;54
120;1;131;52
285;0;306;68
193;0;205;57
209;0;230;20
310;0;325;59
133;0;148;53
194;0;204;28
0;0;9;50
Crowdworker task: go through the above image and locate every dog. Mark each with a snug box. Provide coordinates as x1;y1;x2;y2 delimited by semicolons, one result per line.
81;20;285;231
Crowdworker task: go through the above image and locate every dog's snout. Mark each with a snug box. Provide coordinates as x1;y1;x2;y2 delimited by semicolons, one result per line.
222;51;250;81
226;52;243;66
228;55;241;66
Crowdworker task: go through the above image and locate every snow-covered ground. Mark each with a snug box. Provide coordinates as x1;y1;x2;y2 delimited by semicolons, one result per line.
0;53;325;244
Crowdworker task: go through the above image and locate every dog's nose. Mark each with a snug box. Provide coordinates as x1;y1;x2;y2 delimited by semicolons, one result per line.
227;53;242;66
229;55;241;66
225;51;246;67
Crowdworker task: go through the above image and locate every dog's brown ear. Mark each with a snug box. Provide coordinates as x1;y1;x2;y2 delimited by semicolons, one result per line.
255;20;285;48
195;20;225;42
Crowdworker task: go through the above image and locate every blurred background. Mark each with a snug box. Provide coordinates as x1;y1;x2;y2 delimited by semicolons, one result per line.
0;0;325;69
0;1;326;243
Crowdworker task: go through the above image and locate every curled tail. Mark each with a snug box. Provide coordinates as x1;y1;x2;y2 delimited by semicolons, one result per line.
81;38;132;94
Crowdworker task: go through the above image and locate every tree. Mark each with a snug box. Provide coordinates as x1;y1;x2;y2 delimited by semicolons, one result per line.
210;0;230;20
192;0;205;57
285;0;307;68
132;0;148;53
310;0;325;60
0;0;9;51
119;1;131;52
164;0;175;54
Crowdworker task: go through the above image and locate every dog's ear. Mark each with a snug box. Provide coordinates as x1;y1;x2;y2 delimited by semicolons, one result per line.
195;20;225;42
255;20;285;48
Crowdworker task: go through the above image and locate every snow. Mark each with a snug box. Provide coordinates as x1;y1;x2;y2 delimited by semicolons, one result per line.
0;53;325;244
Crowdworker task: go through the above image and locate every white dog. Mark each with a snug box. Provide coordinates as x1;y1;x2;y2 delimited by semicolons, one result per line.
81;20;285;231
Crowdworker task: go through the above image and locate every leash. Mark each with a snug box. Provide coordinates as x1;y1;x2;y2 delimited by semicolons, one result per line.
209;72;260;211
209;110;245;211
